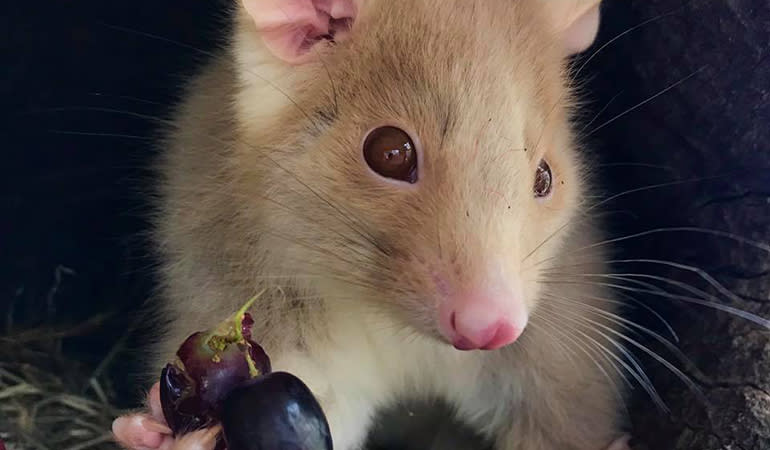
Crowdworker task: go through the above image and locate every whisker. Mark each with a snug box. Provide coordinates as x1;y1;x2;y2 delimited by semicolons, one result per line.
160;176;371;257
612;290;679;343
570;5;688;81
540;280;679;343
542;278;770;329
594;162;678;175
533;321;632;421
602;273;770;330
527;319;580;366
579;90;624;133
523;171;747;264
312;46;339;115
271;257;383;291
585;66;706;137
31;18;389;256
563;306;709;409
530;4;689;159
545;293;692;372
530;226;770;270
250;147;389;257
234;274;322;280
85;92;166;106
547;259;762;317
532;311;632;396
96;22;324;134
606;259;753;305
540;306;666;411
36;105;387;256
247;191;379;263
543;303;651;386
46;130;154;141
535;266;678;341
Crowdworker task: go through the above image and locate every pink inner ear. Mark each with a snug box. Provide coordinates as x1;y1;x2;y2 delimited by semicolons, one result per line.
562;4;601;55
242;0;357;64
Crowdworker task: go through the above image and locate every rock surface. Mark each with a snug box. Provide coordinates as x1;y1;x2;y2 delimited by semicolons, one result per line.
579;1;770;449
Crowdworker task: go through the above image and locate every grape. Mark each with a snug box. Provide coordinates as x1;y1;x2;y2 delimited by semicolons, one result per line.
220;372;333;450
160;295;271;436
158;292;333;450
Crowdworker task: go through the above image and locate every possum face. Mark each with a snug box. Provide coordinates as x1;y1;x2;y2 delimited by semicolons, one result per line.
233;0;602;350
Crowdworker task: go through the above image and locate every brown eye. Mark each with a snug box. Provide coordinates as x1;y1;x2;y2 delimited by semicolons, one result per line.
534;159;553;197
363;126;418;183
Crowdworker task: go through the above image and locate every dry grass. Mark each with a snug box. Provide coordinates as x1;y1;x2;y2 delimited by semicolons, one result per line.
0;329;125;450
0;261;152;450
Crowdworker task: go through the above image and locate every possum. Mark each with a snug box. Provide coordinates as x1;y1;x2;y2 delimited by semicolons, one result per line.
113;0;632;449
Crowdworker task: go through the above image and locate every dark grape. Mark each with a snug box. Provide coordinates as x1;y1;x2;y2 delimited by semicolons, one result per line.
220;372;333;450
160;295;271;437
158;293;332;450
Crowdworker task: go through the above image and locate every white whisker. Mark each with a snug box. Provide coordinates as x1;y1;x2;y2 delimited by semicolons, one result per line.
543;306;667;411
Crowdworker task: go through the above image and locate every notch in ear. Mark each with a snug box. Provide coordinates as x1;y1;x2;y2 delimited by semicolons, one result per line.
544;0;603;56
241;0;358;64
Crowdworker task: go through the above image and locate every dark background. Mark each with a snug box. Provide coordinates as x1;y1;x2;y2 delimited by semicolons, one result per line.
2;0;769;448
2;0;233;403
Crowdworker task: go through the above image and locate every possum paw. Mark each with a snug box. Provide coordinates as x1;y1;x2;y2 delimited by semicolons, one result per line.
112;413;174;450
112;382;174;450
112;382;222;450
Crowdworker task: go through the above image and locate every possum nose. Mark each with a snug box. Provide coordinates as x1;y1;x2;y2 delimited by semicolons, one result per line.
450;313;519;350
439;288;528;351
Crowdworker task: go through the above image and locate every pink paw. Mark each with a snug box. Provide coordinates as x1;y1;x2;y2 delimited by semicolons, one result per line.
605;434;632;450
112;413;174;450
111;382;220;450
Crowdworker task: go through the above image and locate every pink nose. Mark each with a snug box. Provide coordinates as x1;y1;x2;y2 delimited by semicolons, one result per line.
449;312;520;350
437;281;528;351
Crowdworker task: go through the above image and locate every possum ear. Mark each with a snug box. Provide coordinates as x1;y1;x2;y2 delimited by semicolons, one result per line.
241;0;358;64
544;0;603;55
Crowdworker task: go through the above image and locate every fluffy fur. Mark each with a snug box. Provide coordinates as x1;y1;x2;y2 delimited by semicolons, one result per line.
151;0;626;448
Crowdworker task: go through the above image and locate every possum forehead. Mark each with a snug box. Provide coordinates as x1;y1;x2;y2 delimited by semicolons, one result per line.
341;0;559;112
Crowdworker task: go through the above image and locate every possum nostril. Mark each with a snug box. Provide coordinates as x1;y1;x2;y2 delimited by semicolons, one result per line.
452;336;476;351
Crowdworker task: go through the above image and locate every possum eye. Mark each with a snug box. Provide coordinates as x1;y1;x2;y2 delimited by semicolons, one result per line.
363;126;418;183
534;159;553;198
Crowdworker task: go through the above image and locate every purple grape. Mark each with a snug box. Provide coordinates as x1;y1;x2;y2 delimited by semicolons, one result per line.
160;295;271;438
220;372;333;450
